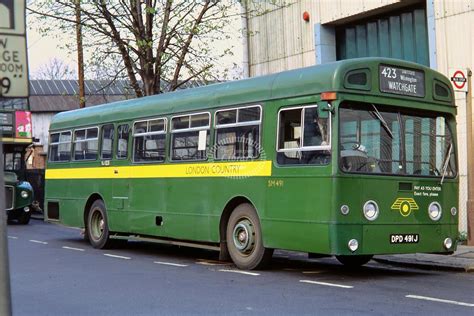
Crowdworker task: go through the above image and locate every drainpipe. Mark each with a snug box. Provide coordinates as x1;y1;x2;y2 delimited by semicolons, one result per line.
466;69;473;245
240;0;250;78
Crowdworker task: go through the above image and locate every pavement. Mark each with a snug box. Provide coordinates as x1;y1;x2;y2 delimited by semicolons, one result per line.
374;245;474;272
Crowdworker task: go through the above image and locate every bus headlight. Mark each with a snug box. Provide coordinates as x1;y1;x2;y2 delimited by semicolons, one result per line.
428;202;442;221
348;239;359;252
363;201;379;221
21;191;29;199
340;205;350;215
450;207;457;216
443;238;453;250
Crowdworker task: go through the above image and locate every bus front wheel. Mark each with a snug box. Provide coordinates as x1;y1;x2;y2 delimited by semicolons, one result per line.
87;200;113;249
226;203;273;270
336;255;373;267
17;210;31;225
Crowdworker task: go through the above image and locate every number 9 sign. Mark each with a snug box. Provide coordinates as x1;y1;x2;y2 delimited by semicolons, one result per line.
0;77;11;94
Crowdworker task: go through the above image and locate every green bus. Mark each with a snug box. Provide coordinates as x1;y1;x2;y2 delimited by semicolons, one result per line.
1;110;35;225
45;58;458;269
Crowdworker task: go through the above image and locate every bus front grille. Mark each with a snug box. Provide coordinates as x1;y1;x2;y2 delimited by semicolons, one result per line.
5;186;14;210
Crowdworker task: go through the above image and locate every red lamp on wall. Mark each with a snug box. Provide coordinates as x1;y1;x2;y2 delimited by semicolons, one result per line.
303;11;310;22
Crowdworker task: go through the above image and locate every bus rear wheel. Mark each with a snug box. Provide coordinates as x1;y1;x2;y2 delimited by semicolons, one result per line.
87;200;113;249
336;255;373;267
226;203;273;270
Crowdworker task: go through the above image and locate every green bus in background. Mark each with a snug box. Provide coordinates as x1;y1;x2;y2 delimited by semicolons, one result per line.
1;110;34;225
44;58;458;270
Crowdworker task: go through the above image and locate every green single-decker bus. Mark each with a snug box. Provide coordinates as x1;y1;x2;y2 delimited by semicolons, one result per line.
45;58;458;269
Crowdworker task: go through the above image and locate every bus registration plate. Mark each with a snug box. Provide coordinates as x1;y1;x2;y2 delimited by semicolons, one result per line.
390;234;419;244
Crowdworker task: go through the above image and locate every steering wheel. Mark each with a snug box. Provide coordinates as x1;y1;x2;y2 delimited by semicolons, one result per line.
341;140;364;151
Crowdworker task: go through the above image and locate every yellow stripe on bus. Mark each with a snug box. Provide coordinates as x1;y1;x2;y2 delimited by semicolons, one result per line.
45;160;272;180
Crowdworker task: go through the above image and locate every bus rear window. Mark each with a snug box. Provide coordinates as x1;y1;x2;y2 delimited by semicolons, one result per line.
49;131;72;162
3;152;22;171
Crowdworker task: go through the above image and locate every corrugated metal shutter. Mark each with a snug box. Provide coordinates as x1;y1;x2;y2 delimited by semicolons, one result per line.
336;8;429;66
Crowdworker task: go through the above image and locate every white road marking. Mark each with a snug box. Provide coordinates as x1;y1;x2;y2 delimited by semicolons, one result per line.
406;295;474;307
302;271;325;274
195;260;227;266
104;254;131;260
29;239;48;245
154;261;188;267
7;236;18;239
62;246;85;252
300;280;353;289
219;269;260;276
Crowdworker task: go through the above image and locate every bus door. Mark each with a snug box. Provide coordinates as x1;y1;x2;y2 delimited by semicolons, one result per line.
103;123;130;210
267;104;333;249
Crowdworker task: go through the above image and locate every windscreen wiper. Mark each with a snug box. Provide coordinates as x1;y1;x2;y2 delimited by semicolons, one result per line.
371;104;394;139
440;142;453;185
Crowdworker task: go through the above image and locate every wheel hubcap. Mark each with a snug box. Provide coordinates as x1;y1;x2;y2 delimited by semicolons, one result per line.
232;219;255;254
91;210;104;241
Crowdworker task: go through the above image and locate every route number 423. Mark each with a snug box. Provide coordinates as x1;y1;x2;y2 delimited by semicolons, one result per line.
381;67;397;79
0;77;11;94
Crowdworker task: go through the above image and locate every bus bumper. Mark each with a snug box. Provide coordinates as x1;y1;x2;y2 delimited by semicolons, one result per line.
330;224;458;256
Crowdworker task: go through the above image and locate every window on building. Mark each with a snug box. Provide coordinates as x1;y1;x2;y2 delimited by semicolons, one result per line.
49;131;72;162
335;7;429;66
133;118;166;162
171;113;210;161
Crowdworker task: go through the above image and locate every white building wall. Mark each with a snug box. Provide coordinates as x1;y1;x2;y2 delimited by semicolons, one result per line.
32;113;55;152
247;0;402;75
246;0;474;233
433;0;474;233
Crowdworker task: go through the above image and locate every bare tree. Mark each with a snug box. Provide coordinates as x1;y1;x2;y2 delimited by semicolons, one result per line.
32;58;75;80
27;1;253;97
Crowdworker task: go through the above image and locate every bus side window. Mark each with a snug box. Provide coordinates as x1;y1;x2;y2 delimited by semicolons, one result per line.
101;124;114;160
49;131;72;162
116;124;130;160
73;127;99;161
277;105;330;165
214;105;261;160
133;118;166;162
171;113;210;161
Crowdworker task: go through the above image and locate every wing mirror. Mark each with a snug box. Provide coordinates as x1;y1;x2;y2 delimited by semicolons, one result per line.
317;101;333;119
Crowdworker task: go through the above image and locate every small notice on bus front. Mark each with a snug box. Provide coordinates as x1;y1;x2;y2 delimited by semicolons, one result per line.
379;65;425;98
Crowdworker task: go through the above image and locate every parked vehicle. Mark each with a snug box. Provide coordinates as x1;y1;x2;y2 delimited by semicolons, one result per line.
45;58;458;269
3;142;34;224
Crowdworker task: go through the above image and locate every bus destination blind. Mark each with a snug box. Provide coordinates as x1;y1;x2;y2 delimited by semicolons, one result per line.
379;65;425;98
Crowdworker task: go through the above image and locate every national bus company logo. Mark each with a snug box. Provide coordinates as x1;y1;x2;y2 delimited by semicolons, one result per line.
207;135;267;180
391;198;419;217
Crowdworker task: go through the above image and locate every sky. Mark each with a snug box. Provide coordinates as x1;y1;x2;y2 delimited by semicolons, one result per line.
26;22;73;77
26;9;244;81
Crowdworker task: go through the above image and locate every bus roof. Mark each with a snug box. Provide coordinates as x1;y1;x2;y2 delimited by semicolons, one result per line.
50;57;454;131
